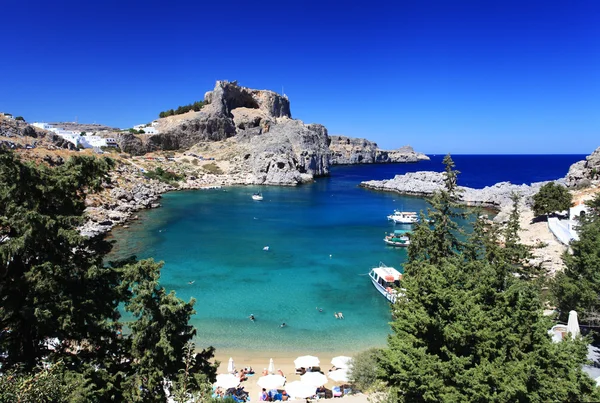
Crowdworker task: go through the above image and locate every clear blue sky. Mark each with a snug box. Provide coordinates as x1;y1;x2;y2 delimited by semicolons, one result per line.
1;0;598;154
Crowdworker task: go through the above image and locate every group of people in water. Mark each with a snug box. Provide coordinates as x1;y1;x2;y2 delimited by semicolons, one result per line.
248;308;344;327
248;308;345;327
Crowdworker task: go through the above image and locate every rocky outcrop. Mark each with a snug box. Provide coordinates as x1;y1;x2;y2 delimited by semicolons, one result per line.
116;81;328;185
329;135;429;164
565;147;600;188
234;119;330;185
80;164;174;237
204;80;291;118
360;171;554;211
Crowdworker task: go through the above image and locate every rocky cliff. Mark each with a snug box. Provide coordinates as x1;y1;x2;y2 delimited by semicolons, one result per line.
328;135;429;164
360;171;549;211
564;146;600;188
116;81;328;185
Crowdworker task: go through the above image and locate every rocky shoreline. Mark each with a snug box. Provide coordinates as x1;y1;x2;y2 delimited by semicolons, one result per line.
328;136;429;165
360;171;553;211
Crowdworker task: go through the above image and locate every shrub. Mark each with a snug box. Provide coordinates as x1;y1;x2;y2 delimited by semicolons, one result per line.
202;162;223;175
348;348;383;392
15;116;25;121
143;167;183;184
159;101;205;118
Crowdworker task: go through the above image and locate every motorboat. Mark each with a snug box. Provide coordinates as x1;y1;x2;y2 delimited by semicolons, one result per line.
368;263;402;303
383;230;410;247
387;210;418;224
252;192;263;201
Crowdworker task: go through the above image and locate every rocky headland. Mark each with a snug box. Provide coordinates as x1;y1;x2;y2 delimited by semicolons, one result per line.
115;80;329;186
329;135;429;164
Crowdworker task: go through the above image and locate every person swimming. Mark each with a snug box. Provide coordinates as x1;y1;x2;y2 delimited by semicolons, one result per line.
280;322;286;328
249;314;255;321
188;280;195;285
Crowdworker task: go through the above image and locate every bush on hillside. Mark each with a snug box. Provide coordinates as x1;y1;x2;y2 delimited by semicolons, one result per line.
348;348;383;392
159;101;205;118
202;162;223;175
143;166;183;184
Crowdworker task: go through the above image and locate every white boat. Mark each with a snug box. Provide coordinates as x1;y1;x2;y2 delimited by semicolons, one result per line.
387;210;418;224
368;263;403;303
252;193;263;201
383;230;410;247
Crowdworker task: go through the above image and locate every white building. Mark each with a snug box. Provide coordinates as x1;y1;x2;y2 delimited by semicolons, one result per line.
133;123;159;134
31;122;118;148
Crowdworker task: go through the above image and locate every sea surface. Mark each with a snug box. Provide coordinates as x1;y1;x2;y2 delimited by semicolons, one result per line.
107;154;584;354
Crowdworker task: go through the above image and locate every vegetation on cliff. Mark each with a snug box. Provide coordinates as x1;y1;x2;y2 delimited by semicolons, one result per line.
159;101;206;118
143;166;184;184
376;155;598;402
0;150;217;402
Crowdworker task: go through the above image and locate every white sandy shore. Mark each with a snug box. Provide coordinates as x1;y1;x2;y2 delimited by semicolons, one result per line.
214;350;373;402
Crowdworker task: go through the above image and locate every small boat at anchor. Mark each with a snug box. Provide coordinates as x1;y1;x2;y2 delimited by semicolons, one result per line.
387;210;418;224
368;263;403;303
384;230;410;247
252;192;263;201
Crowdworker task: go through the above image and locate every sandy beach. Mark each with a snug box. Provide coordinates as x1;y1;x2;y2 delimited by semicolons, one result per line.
213;350;372;402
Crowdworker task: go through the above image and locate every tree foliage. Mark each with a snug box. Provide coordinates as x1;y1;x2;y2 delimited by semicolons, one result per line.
378;155;598;402
348;348;383;392
144;166;184;184
159;101;205;118
532;181;573;218
0;150;218;401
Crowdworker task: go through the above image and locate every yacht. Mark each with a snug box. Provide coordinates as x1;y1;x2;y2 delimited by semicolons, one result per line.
252;193;263;201
368;263;403;303
387;210;418;224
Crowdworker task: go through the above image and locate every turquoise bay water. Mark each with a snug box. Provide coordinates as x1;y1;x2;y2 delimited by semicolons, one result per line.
108;154;583;354
108;168;429;354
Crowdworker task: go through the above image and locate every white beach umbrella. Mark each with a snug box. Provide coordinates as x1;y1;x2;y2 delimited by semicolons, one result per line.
331;356;352;369
227;357;235;374
294;355;320;368
257;374;286;390
301;371;328;387
328;368;350;383
285;380;316;399
214;373;240;389
268;358;275;374
567;310;581;339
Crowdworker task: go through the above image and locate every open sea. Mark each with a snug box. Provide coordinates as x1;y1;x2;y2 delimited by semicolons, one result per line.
107;154;584;354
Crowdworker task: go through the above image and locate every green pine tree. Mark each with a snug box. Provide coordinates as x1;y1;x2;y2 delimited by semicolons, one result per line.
378;157;599;402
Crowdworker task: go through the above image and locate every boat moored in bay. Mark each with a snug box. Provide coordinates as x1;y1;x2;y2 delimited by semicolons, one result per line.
383;230;410;247
368;263;403;303
387;210;418;224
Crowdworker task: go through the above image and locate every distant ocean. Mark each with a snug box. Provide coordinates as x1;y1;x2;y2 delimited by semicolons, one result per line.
107;154;584;354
